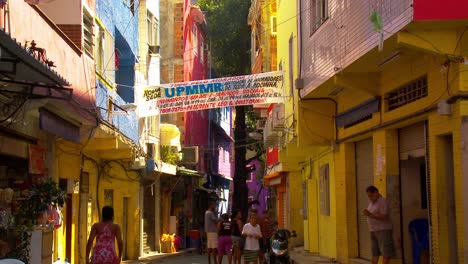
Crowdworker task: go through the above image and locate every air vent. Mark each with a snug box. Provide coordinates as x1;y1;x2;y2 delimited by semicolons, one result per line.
387;76;428;111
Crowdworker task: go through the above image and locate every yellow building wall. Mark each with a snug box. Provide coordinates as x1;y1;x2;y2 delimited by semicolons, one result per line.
427;109;464;263
54;140;141;263
288;171;304;247
331;33;467;263
276;0;297;145
54;140;81;263
305;149;337;258
83;159;141;260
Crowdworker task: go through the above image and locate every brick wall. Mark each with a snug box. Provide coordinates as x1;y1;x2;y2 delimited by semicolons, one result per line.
57;24;82;48
174;3;184;61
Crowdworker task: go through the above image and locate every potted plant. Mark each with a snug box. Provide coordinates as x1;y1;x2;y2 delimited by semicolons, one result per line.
17;177;66;225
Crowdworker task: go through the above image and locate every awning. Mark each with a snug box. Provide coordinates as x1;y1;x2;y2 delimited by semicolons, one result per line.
0;29;72;100
177;167;202;177
39;108;80;143
336;97;380;127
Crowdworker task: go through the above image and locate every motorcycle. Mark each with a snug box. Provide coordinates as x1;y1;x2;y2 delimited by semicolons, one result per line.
269;229;297;264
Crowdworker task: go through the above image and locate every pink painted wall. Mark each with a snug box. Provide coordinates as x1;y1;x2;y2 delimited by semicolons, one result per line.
183;0;209;172
8;0;96;124
183;0;208;82
185;109;209;172
414;0;468;21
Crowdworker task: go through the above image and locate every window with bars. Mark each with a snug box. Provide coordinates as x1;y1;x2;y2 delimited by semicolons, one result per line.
386;75;428;111
83;10;94;57
310;0;328;35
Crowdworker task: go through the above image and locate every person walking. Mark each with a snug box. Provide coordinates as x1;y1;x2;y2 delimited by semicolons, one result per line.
217;213;233;264
205;202;219;264
260;210;274;263
363;185;395;264
231;209;243;264
86;206;123;264
242;213;262;264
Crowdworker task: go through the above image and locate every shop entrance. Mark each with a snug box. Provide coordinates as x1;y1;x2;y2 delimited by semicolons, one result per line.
142;184;156;254
399;123;429;263
355;138;374;260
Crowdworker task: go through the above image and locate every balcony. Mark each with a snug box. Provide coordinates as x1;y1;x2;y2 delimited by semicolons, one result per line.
2;0;96;124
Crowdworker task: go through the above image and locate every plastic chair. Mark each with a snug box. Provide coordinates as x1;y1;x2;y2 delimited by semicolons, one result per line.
409;218;429;264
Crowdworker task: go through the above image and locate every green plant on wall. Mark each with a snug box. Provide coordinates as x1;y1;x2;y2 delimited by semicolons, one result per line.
10;177;67;263
17;177;66;222
160;146;180;165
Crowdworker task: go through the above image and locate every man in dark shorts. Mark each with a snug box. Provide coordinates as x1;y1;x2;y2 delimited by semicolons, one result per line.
363;185;395;264
259;210;274;263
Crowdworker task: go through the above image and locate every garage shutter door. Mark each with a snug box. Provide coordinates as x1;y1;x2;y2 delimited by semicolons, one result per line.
399;122;426;159
356;138;374;260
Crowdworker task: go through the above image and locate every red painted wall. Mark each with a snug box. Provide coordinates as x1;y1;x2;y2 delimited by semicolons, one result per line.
414;0;468;21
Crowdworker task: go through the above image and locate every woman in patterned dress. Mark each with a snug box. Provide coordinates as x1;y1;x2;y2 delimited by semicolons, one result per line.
86;206;123;264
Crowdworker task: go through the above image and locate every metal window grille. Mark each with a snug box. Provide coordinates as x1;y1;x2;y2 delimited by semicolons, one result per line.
83;10;94;57
387;75;428;111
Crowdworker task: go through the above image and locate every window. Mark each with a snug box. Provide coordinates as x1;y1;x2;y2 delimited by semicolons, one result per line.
310;0;328;34
147;11;159;48
319;163;330;216
200;38;204;64
387;75;428;111
130;0;135;16
192;26;198;55
96;25;104;72
247;171;254;182
288;36;294;96
96;24;115;84
222;147;226;162
83;9;94;57
104;189;113;207
271;16;277;35
248;196;255;208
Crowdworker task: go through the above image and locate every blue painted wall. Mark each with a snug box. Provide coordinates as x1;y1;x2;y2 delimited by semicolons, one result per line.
96;0;139;103
96;82;139;143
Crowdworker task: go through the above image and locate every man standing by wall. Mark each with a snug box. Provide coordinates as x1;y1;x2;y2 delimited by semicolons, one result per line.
363;185;395;264
205;202;219;264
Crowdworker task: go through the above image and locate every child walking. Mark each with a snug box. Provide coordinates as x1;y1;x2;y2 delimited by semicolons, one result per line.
242;213;262;264
217;213;233;264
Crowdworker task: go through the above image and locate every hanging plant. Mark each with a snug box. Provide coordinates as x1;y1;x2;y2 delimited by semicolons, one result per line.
17;177;67;225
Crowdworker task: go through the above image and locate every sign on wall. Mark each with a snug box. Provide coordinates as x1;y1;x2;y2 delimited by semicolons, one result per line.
139;71;285;116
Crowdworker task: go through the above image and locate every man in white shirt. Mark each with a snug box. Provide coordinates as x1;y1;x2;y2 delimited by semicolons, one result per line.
205;202;219;264
363;185;395;264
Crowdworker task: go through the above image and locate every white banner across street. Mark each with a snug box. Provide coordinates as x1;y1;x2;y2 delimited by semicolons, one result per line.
139;71;285;116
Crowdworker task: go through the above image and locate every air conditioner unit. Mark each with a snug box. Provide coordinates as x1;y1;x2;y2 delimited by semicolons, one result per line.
131;157;146;169
148;45;160;54
263;119;280;147
256;119;266;130
181;146;199;165
271;103;285;131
